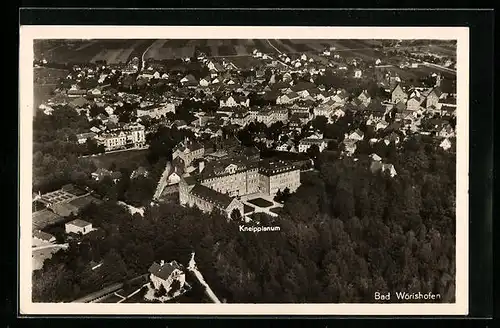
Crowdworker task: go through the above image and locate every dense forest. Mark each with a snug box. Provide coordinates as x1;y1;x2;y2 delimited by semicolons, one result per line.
33;129;456;303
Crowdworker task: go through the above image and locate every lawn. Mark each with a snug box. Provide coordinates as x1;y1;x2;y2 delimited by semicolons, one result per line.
244;204;254;214
247;198;274;208
89;149;149;170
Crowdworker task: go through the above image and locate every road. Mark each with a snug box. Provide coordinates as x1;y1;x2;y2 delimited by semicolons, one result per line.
188;252;221;303
72;274;148;303
141;41;157;72
266;39;283;55
32;243;69;251
421;61;457;75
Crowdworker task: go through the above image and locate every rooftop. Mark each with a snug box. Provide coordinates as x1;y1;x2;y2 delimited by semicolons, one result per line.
190;183;234;208
66;219;92;228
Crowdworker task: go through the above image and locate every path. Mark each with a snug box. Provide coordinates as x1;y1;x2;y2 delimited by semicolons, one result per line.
188;252;221;303
72;274;147;303
32;243;69;251
266;39;283;55
117;201;144;217
152;161;172;201
141;41;158;72
421;61;457;75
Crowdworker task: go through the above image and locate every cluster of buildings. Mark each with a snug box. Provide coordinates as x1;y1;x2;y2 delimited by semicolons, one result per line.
76;122;146;152
154;138;301;218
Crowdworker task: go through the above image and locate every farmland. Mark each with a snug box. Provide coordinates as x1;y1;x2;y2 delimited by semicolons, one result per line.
34;39;407;65
88;149;149;171
33;67;69;114
34;39;157;65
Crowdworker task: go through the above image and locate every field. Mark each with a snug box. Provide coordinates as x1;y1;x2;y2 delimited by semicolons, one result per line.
38;39;388;64
247;198;274;208
34;39;156;65
88;149;149;170
33;67;69;113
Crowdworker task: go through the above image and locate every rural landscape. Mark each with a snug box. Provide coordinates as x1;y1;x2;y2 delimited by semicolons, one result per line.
30;38;457;306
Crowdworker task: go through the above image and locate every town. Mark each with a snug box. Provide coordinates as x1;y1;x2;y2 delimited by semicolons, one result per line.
32;39;457;304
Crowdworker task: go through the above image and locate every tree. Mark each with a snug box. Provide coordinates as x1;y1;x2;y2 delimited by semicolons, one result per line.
168;279;181;297
230;209;243;222
155;283;167;297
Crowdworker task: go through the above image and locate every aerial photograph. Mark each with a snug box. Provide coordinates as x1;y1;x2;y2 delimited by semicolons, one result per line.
30;38;457;304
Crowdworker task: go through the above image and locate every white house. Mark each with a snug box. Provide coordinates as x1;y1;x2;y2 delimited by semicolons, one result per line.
148;260;186;293
65;219;93;235
440;138;452;150
199;78;211;87
33;230;56;244
354;69;362;78
348;129;365;141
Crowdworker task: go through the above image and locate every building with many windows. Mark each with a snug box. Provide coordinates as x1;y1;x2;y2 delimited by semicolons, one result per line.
258;160;301;195
97;123;146;151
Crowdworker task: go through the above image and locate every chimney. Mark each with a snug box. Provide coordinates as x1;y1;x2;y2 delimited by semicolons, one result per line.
199;161;205;173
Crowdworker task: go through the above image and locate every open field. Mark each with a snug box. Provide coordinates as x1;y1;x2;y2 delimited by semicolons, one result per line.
35;39;390;64
34;39;156;65
34;67;69;112
247;197;274;208
88;149;149;170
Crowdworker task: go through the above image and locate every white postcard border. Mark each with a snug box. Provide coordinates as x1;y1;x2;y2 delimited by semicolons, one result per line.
19;26;469;316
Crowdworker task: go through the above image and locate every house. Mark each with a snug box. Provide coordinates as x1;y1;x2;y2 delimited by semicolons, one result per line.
426;87;444;109
375;120;390;131
199;77;211;87
130;166;149;179
348;129;364;141
148;260;186;293
354;69;362;78
91;168;122;183
370;153;382;162
440;138;452;150
276;92;300;104
219;94;250;108
391;84;408;104
33;230;56;244
302;138;328;153
333;89;349;103
370;161;397;177
76;132;97;144
343;139;357;156
407;96;425;111
65;219;93;235
357;90;371;106
180;74;198;86
438;124;455;139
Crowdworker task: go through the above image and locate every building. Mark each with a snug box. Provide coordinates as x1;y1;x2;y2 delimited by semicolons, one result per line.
219;94;250;108
148;260;186;292
199;157;260;197
137;103;176;119
179;177;245;218
172;140;205;168
407;96;425;111
91;168;122;182
348;129;365;141
65;219;93;235
97;123;146;151
33;229;56;244
76;132;97;144
298;138;328;153
258;160;301;195
391;84;408;104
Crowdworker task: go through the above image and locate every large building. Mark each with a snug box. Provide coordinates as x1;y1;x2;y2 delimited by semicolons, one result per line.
97;123;146;151
199;156;260;197
258;160;301;195
179;176;245;218
178;156;301;218
172;140;205;167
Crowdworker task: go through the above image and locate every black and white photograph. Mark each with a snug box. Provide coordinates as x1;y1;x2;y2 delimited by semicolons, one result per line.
19;26;469;315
